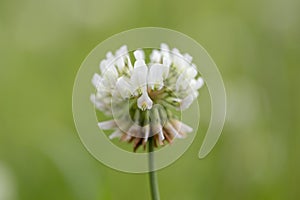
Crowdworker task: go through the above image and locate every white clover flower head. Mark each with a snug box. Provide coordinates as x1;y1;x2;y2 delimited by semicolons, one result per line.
91;44;204;151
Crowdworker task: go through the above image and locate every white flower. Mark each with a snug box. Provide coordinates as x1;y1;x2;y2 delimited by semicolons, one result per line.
147;64;165;90
90;94;106;110
142;125;150;144
91;44;204;151
170;118;193;137
176;66;198;91
179;94;194;110
116;76;133;99
190;77;204;91
164;122;181;138
98;120;116;130
163;56;171;69
131;59;148;94
137;91;153;111
150;50;161;63
134;49;145;60
109;129;122;140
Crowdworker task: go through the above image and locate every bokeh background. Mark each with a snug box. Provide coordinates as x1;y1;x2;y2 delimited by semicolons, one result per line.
1;0;300;199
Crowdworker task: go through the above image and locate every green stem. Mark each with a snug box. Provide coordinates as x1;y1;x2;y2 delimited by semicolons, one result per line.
148;137;160;200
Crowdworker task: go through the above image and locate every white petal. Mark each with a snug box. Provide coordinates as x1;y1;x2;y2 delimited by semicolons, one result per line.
100;60;108;74
116;76;133;99
115;57;125;72
143;125;150;143
92;75;110;93
175;73;189;91
163;56;171;68
127;124;141;138
170;119;193;133
161;44;170;60
190;77;204;90
173;57;186;72
98;120;116;130
90;94;106;110
115;45;128;71
126;56;133;72
102;66;118;86
158;130;165;141
193;91;199;98
131;60;148;91
137;92;153;111
184;53;193;63
150;50;162;63
106;51;113;60
152;123;165;141
180;94;194;110
105;52;114;66
160;43;169;51
172;48;180;55
90;93;97;104
148;64;165;90
100;55;118;78
116;45;128;56
164;122;182;138
185;67;197;79
175;66;198;91
109;65;119;77
109;129;122;139
92;73;102;88
97;95;111;105
133;50;145;60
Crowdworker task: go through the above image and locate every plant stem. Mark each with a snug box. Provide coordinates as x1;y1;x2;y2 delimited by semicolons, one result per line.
148;137;160;200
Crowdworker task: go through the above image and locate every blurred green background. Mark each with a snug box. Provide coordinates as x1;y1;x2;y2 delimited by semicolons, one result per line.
1;0;300;199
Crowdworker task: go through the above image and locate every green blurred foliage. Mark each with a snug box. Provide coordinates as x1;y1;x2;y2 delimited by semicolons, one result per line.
0;0;300;199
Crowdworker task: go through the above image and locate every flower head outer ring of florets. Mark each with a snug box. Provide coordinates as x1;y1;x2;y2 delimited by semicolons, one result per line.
93;44;203;151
